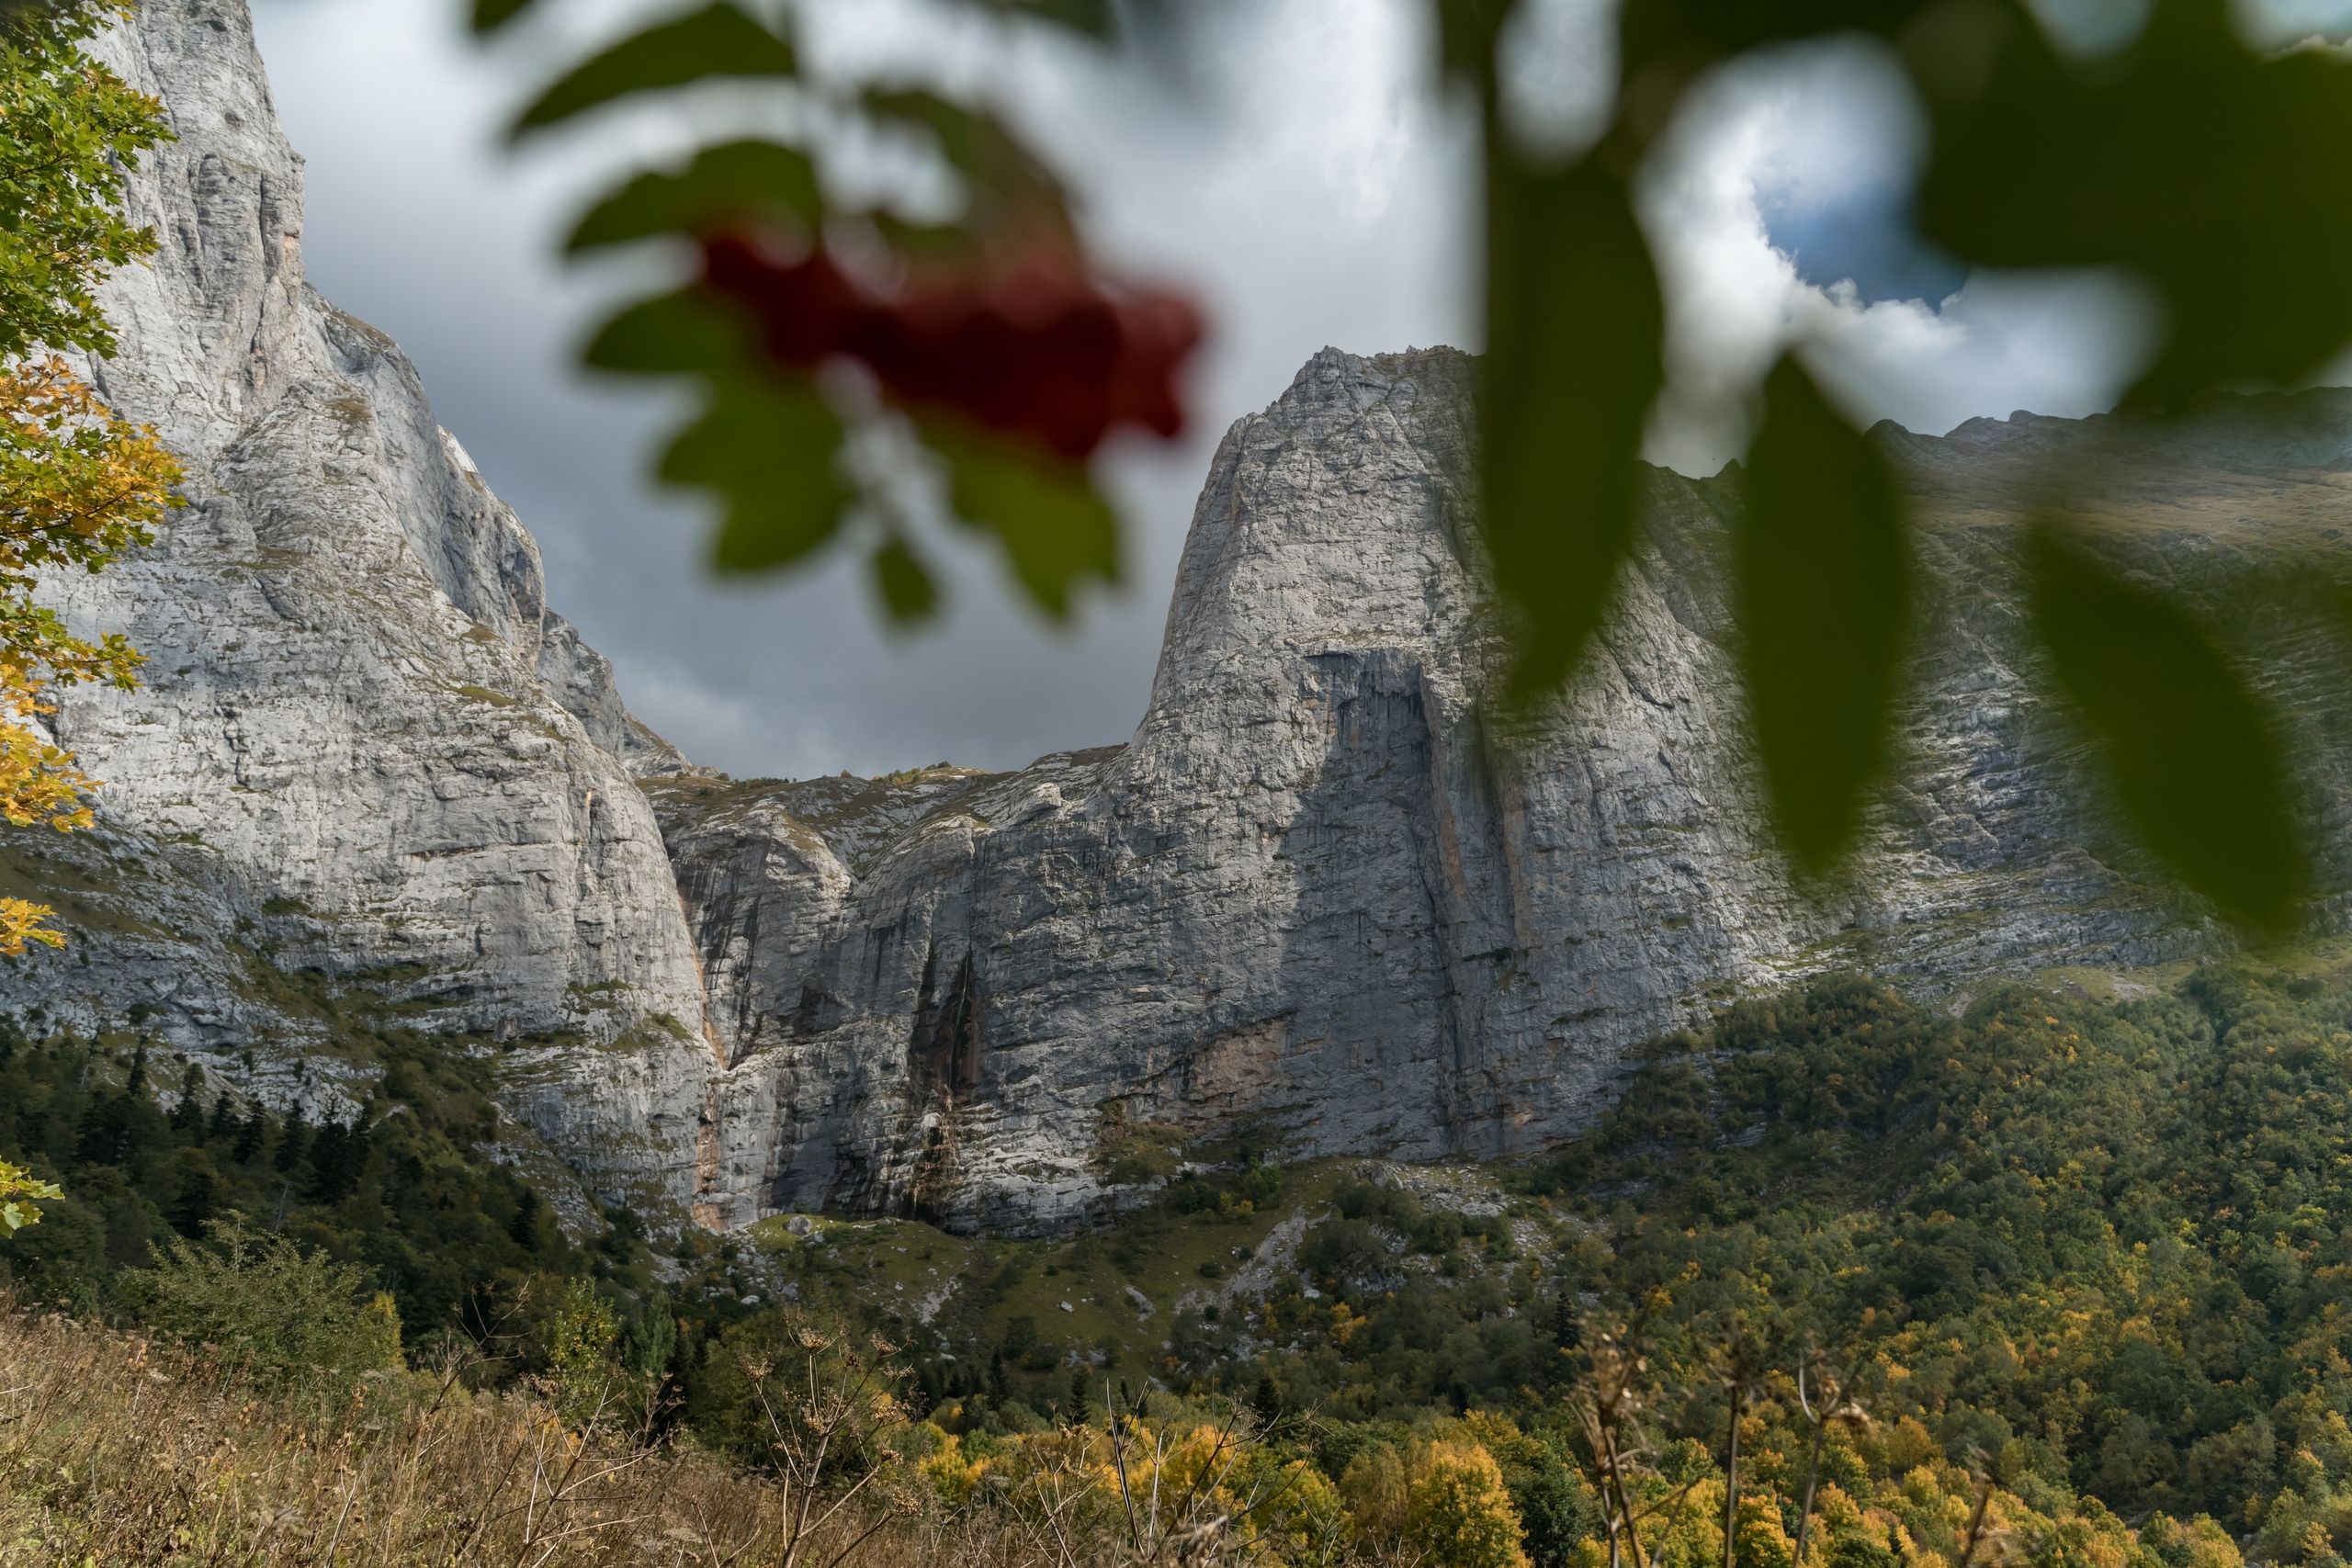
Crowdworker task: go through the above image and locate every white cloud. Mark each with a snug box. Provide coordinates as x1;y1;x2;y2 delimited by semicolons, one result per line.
1635;36;2154;471
1500;0;1619;161
249;0;1476;780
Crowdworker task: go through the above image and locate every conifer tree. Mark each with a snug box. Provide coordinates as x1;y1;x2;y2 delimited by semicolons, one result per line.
506;1187;543;1251
166;1148;215;1237
1552;1284;1580;1353
73;1091;126;1166
620;1297;681;1392
304;1118;347;1201
1252;1370;1282;1424
230;1107;266;1166
305;1118;364;1204
272;1110;309;1174
165;1062;202;1138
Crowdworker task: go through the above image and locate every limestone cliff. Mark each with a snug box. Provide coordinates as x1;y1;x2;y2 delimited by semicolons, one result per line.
662;351;2352;1232
6;0;726;1220
14;0;2352;1235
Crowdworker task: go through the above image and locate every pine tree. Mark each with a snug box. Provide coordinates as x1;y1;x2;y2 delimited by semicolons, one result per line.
304;1119;346;1201
306;1118;365;1203
1550;1279;1585;1392
1252;1369;1283;1424
507;1188;544;1251
620;1297;681;1390
231;1107;266;1165
167;1149;216;1237
273;1110;309;1173
73;1094;129;1167
379;1149;423;1209
207;1093;235;1141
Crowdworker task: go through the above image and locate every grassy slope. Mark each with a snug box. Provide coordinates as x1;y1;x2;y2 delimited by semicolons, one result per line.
0;1306;1003;1566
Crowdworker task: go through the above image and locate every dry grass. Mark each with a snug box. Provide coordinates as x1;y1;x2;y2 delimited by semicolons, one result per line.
0;1305;1043;1566
0;1305;1383;1567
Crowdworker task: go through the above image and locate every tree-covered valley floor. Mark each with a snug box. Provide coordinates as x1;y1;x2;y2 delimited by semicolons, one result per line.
3;951;2350;1566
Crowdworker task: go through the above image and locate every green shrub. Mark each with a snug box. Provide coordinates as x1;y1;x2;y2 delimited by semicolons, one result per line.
544;1277;622;1426
126;1213;400;1384
684;1309;910;1481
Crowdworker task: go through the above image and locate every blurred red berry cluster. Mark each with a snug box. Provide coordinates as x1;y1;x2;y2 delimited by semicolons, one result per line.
700;232;1202;463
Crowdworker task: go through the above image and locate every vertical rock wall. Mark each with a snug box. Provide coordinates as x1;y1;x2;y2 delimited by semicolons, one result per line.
660;351;2352;1233
9;0;723;1218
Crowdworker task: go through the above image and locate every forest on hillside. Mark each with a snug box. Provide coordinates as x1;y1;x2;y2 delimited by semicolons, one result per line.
5;954;2349;1564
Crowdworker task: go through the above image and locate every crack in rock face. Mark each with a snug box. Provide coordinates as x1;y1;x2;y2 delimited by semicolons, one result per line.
28;0;2352;1236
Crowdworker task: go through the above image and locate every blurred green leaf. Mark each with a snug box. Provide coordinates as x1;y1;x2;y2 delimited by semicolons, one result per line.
872;538;942;624
2028;523;2305;931
568;141;821;254
872;211;981;265
1618;0;1942;72
658;373;852;573
511;4;797;140
582;288;748;377
1737;354;1909;874
1480;154;1665;701
1430;0;1512;83
943;0;1117;35
927;423;1118;619
862;88;1073;238
469;0;536;33
1919;0;2352;407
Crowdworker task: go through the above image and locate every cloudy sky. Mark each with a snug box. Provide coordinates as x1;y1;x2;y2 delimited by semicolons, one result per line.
241;0;2343;782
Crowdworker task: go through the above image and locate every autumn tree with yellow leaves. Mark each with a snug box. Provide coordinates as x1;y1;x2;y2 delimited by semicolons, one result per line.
0;1;179;960
0;1157;61;1235
1341;1435;1532;1568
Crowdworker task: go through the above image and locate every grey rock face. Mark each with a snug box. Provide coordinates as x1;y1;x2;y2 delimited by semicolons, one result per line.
18;0;2352;1235
658;351;2352;1233
8;0;726;1220
657;353;1832;1230
668;350;1815;1232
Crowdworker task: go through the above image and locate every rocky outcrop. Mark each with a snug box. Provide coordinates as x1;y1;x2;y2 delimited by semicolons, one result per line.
655;353;1810;1229
659;352;2352;1233
7;0;724;1219
17;0;2352;1235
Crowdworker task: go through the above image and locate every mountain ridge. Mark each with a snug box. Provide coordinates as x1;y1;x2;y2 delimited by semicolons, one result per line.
649;342;2344;1232
13;0;2352;1236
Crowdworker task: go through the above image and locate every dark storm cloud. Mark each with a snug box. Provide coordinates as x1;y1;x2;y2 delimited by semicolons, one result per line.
246;0;1473;780
246;0;2280;781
